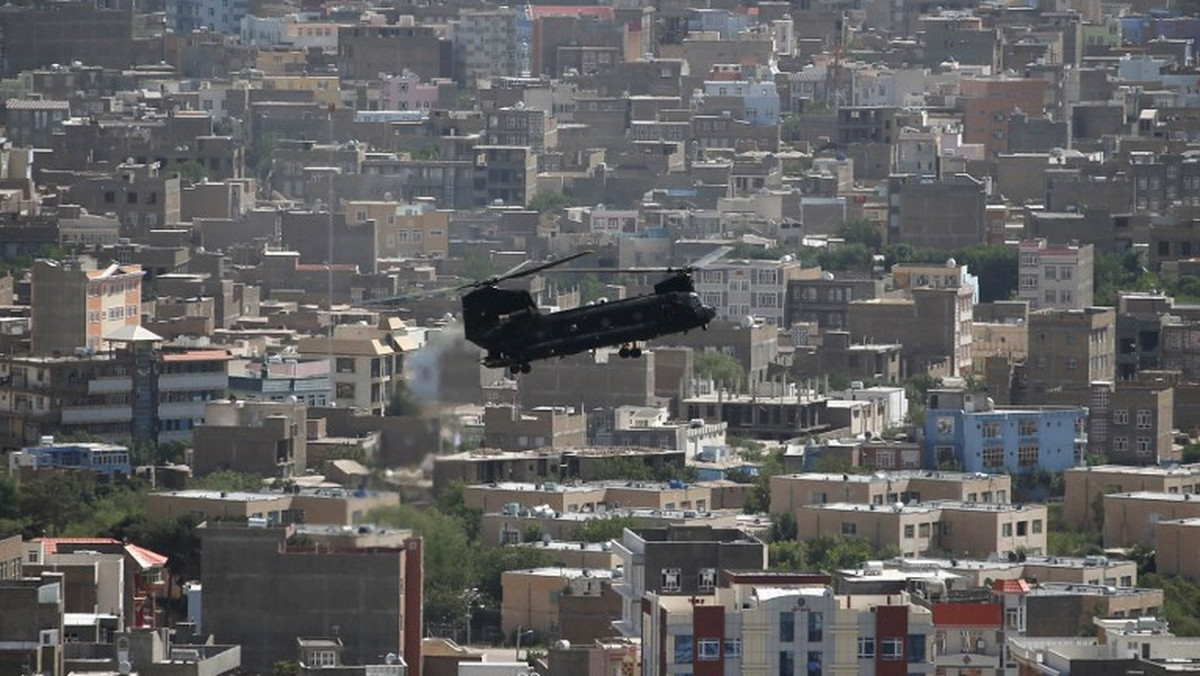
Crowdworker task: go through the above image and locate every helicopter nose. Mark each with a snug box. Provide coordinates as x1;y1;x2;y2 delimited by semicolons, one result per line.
701;305;717;323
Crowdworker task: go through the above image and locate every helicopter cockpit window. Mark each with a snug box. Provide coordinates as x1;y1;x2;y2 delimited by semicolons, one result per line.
688;293;704;309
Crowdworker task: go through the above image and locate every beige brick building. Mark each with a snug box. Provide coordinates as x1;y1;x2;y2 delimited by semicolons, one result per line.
1155;518;1200;581
1103;491;1200;548
770;470;1011;513
1064;464;1200;529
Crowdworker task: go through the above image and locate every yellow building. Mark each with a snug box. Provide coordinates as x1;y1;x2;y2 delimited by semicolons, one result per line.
344;199;450;259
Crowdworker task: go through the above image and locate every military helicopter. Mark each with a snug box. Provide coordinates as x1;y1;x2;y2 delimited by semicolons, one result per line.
368;248;727;374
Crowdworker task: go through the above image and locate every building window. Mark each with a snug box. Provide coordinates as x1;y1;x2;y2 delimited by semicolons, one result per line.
335;382;355;399
1114;409;1129;425
982;422;1000;437
857;637;875;658
1044;265;1057;280
1137;409;1152;429
1032;519;1043;534
698;568;716;591
904;524;915;539
336;358;356;373
1018;446;1039;467
841;522;857;535
725;638;741;658
1002;523;1013;537
780;611;795;642
1019;419;1038;436
697;639;720;661
908;635;926;663
808;611;824;642
881;638;904;661
674;635;693;664
1114;436;1129;453
779;650;794;676
1137;438;1153;456
982;447;1005;468
662;568;682;592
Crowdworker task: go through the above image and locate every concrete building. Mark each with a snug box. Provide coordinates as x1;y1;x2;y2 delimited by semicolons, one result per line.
500;567;618;642
1064;464;1200;529
1017;239;1094;311
30;258;143;356
1024;307;1116;406
770;471;1012;514
0;2;141;77
1089;380;1176;465
924;388;1086;474
200;524;422;672
146;487;398;526
785;274;885;330
693;258;815;327
683;385;831;441
641;579;934;676
4;99;69;149
192;400;307;478
960;77;1049;157
795;500;1049;559
483;404;587;452
1155;518;1200;582
0;571;65;676
337;24;452;82
344;200;450;260
8;440;132;481
1103;491;1200;549
612;525;766;637
296;318;418;416
168;0;249;34
68;162;182;237
452;8;523;86
887;174;987;251
228;356;332;407
847;287;974;378
0;347;229;449
590;405;727;455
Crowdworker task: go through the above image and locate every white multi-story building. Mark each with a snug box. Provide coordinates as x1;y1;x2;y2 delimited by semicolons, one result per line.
296;318;424;415
695;258;812;327
1018;239;1094;310
642;580;935;676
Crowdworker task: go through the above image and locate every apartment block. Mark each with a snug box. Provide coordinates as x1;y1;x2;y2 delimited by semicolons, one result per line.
146;487;399;526
30;258;143;356
924;389;1086;474
296;318;416;416
1155;518;1200;582
612;525;766;637
0;572;65;676
483;404;587;452
693;258;815;327
770;471;1012;513
500;567;618;642
344;200;450;259
1024;307;1116;406
1088;380;1176;465
847;287;974;378
641;580;934;676
1102;491;1200;549
192;399;307;478
795;500;1049;558
1064;464;1200;529
200;523;422;673
887;174;987;251
1017;239;1094;310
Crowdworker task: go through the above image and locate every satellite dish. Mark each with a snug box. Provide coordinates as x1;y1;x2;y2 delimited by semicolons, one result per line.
118;660;132;675
385;653;398;665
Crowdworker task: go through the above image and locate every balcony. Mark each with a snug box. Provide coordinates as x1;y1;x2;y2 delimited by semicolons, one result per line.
158;372;227;391
88;377;133;395
933;650;999;669
61;405;132;425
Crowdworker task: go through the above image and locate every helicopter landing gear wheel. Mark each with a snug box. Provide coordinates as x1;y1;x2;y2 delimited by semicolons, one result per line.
630;347;642;358
509;364;521;375
619;346;631;359
520;363;531;374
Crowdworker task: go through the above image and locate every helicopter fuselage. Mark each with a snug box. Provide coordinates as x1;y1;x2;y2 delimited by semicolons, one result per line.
463;284;716;370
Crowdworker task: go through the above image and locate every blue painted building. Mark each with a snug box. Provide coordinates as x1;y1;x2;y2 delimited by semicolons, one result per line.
924;389;1086;474
9;441;133;479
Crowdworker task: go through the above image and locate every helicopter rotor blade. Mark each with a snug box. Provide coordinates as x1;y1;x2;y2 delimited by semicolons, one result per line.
358;283;462;306
685;245;733;271
464;250;594;289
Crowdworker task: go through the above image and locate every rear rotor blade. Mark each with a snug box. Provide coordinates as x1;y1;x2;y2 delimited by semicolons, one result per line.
684;245;733;271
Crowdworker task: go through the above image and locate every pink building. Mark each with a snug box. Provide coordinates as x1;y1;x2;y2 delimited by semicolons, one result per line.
380;71;452;112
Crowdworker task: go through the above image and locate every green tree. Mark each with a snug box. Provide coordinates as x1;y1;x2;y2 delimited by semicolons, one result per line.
693;351;745;389
191;470;265;494
573;515;639;543
370;504;477;624
174;160;212;186
413;143;441;160
527;191;575;214
815;243;874;271
590;456;654;481
462;251;497;282
476;546;561;602
956;244;1018;303
780;114;805;144
837;219;883;251
18;472;94;536
769;512;798;541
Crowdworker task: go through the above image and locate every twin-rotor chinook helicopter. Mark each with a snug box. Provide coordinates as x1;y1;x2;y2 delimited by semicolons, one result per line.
366;248;730;374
